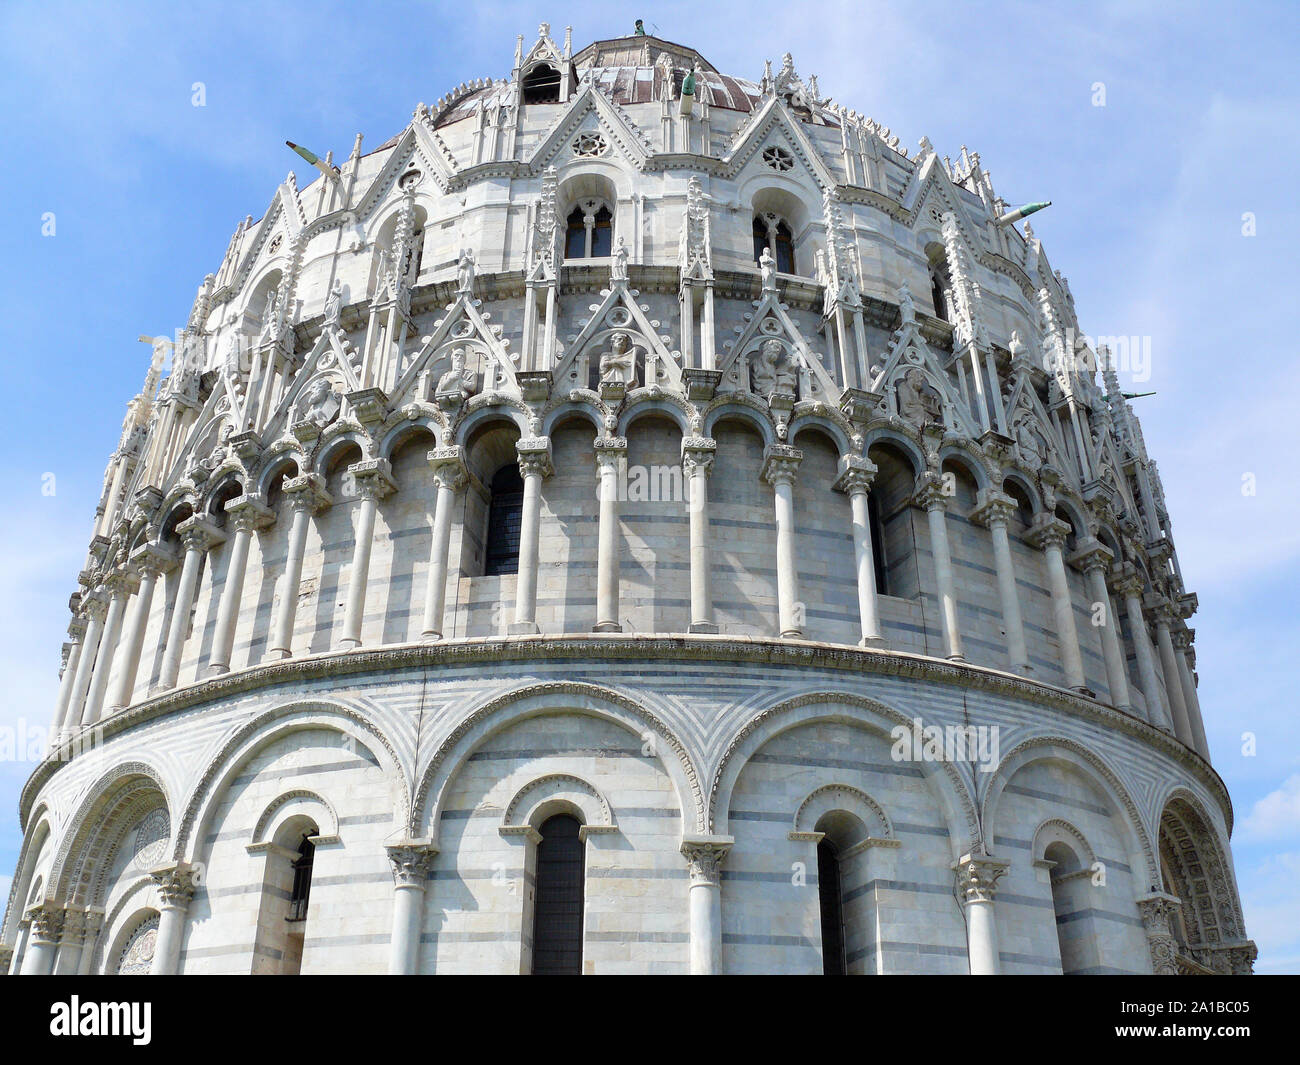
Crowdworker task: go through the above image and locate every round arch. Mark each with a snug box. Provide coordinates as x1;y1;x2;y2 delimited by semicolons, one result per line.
174;700;408;863
412;681;703;838
709;691;979;850
702;398;777;449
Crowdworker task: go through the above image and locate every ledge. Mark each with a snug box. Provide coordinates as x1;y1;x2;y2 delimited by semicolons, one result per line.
19;632;1231;831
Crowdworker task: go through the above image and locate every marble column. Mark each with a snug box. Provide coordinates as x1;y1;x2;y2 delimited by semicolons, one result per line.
19;904;63;975
1114;573;1173;731
916;476;964;661
51;909;88;975
1136;891;1182;975
971;491;1028;673
593;436;627;633
682;437;718;634
105;543;175;714
338;460;396;650
386;840;438;974
149;862;198;975
75;910;103;975
762;444;804;638
1173;630;1211;760
64;593;107;735
835;455;884;647
421;448;468;641
680;836;732;975
1073;540;1130;711
157;517;225;691
82;571;136;725
1152;603;1195;748
954;853;1009;975
52;616;88;739
209;495;274;673
511;438;553;634
1029;516;1087;691
266;475;331;660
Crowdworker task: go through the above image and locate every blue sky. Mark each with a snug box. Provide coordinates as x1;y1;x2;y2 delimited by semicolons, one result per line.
0;0;1296;971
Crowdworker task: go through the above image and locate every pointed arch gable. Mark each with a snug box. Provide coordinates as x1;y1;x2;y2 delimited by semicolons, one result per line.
411;681;703;839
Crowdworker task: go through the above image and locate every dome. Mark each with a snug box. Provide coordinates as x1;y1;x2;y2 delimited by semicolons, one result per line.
1;22;1254;977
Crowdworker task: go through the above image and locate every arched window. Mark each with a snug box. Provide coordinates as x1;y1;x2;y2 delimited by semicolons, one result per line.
753;213;796;274
867;491;889;596
817;837;846;975
1044;840;1095;974
484;464;525;576
565;202;614;260
522;63;561;104
930;269;949;321
288;835;315;923
531;814;585;974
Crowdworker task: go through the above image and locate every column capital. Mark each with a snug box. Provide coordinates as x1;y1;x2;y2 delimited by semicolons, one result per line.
225;493;276;533
82;588;110;621
282;473;333;513
1171;627;1193;653
150;861;199;907
761;444;802;486
969;489;1017;528
911;471;949;511
953;852;1010;904
681;436;717;471
385;838;439;888
593;435;628;462
1109;562;1145;600
176;515;227;553
680;836;733;886
516;437;554;478
25;902;66;942
345;459;397;501
426;445;469;491
833;454;878;495
1026;513;1071;550
1068;537;1114;574
101;568;140;599
1145;595;1177;627
130;540;178;579
1136;890;1182;975
67;615;89;641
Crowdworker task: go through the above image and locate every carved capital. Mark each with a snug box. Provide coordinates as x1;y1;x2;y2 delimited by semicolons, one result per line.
833;454;878;496
1136;891;1182;975
681;437;717;477
761;444;802;487
282;473;332;514
1068;537;1114;575
427;446;469;491
516;437;554;478
680;836;733;886
346;459;397;501
130;541;178;580
969;489;1017;529
953;853;1009;904
225;493;275;533
25;903;66;943
911;471;949;512
176;515;226;554
1027;514;1071;551
593;436;628;472
151;861;199;907
386;839;439;888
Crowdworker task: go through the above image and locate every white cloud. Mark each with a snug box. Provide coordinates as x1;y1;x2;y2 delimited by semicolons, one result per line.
1241;774;1300;841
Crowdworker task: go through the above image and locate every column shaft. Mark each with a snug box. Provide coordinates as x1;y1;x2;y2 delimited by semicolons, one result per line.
1175;647;1211;760
421;479;458;640
1124;591;1171;730
52;633;86;737
925;499;964;660
64;605;105;733
988;519;1029;672
1086;565;1130;710
1154;620;1195;747
157;525;217;691
593;440;625;633
209;526;254;673
685;445;717;634
268;505;312;659
82;583;129;725
511;440;551;634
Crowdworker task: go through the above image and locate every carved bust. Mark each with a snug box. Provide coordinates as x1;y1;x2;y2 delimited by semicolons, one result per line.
898;368;942;426
436;347;477;400
599;332;637;388
299;378;341;429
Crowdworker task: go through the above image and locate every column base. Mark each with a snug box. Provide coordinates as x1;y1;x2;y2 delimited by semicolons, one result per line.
336;637;361;651
264;648;292;662
689;622;719;634
780;629;803;639
593;621;623;633
205;662;229;677
859;635;886;649
420;630;443;642
946;653;967;663
508;622;540;635
1011;662;1032;677
1071;684;1096;697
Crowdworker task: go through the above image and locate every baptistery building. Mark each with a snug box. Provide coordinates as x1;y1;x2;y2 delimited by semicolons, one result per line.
3;25;1255;975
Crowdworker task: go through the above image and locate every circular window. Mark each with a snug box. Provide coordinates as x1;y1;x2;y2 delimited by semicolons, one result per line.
399;169;423;189
762;146;794;172
267;234;283;254
573;131;609;158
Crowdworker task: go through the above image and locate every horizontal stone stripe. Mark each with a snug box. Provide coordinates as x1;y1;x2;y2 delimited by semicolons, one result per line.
747;752;924;777
722;933;818;949
843;878;955;903
586;931;689;943
1056;907;1145;928
994;891;1055;909
1001;782;1112;816
588;867;688;880
854;940;968;959
999;950;1062;967
468;746;642;761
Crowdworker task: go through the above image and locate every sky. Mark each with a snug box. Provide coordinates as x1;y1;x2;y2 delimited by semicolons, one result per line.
0;0;1296;971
